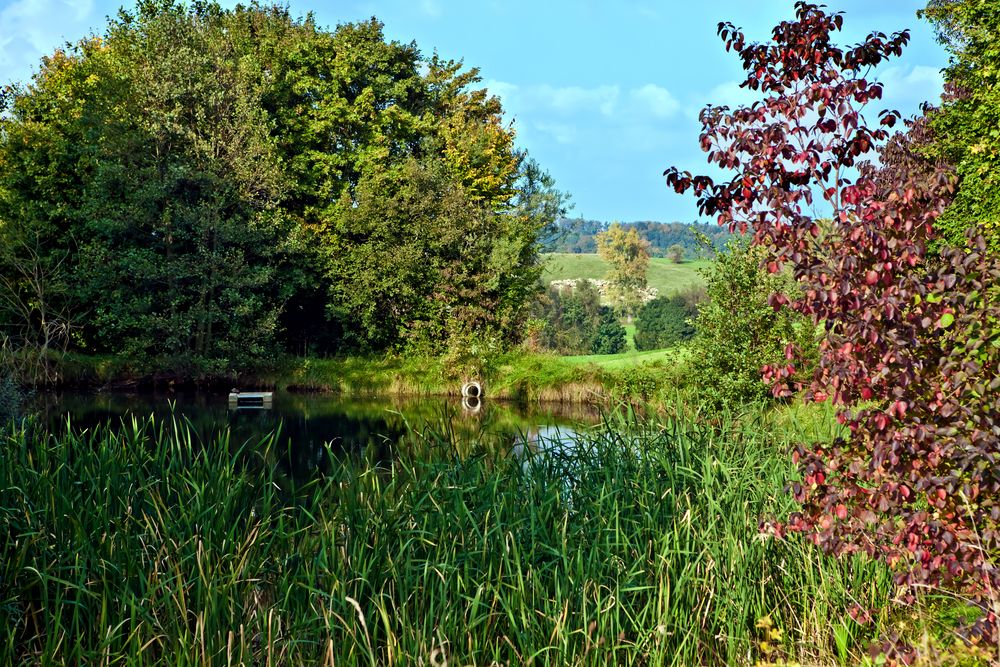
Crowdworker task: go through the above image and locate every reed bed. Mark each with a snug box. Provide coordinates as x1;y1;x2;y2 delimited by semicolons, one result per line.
1;409;894;665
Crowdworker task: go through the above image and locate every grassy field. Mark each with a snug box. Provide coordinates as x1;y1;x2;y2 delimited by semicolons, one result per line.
542;253;710;297
562;347;680;369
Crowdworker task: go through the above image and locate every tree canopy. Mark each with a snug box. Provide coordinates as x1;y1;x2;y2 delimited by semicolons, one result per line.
0;1;567;375
667;1;1000;649
919;0;1000;251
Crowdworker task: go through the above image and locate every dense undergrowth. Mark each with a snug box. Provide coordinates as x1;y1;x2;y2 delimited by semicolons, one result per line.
1;407;907;665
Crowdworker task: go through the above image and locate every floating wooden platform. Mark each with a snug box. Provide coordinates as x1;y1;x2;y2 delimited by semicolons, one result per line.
228;391;273;409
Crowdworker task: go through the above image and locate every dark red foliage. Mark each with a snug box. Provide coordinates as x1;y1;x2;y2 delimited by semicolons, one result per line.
665;1;1000;651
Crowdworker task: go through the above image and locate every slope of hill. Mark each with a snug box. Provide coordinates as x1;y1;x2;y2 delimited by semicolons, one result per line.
542;253;709;297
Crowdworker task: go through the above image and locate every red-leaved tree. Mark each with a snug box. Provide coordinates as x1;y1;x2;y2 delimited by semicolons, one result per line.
665;1;1000;656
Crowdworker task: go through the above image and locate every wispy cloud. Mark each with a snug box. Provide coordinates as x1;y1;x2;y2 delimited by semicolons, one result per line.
509;83;622;117
487;80;681;120
486;79;682;149
877;64;944;91
0;0;97;85
686;64;945;122
418;0;442;18
630;83;679;118
876;64;945;109
533;121;578;145
703;80;756;109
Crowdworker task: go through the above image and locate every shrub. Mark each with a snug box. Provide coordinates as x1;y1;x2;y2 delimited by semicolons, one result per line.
690;240;815;407
666;2;1000;649
591;307;627;355
529;282;626;355
633;288;702;351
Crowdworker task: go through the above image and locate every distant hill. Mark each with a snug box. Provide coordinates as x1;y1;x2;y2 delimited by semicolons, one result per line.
542;219;736;258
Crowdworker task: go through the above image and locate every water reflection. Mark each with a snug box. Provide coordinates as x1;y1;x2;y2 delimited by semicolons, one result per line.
30;391;602;479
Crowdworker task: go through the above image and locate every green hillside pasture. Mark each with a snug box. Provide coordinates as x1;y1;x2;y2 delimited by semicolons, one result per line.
562;347;681;369
542;253;710;297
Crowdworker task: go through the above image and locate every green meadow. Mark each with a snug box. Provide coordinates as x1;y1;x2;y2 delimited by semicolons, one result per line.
542;253;710;297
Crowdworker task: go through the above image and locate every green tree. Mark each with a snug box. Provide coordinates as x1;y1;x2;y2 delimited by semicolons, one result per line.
322;157;544;353
692;241;816;407
73;6;283;373
595;222;650;316
0;2;563;372
666;244;685;263
529;281;622;355
0;40;108;381
919;0;1000;251
254;13;555;356
595;223;650;289
591;307;627;355
633;290;701;351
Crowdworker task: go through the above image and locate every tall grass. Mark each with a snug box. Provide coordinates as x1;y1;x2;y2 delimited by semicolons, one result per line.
1;409;894;665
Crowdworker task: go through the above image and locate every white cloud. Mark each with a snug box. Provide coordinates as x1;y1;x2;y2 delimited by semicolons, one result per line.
533;121;577;145
877;64;944;92
418;0;442;18
484;79;519;104
534;83;621;117
487;79;683;121
687;65;946;122
485;79;683;149
0;0;97;85
630;83;679;118
484;80;620;117
878;65;944;89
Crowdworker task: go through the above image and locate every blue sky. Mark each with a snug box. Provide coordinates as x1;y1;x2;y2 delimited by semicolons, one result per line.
0;0;948;222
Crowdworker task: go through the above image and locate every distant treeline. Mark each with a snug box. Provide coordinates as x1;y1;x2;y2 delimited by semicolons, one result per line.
543;219;736;257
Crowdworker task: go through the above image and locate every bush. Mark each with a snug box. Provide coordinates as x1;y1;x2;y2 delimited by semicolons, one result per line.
591;307;627;354
529;282;626;355
692;240;816;407
633;289;703;351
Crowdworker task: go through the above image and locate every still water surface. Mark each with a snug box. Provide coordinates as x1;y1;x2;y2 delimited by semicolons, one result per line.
31;391;601;476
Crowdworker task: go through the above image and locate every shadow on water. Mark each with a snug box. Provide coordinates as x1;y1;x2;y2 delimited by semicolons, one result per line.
29;391;603;479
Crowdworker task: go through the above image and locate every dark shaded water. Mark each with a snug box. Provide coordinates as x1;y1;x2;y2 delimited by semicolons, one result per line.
30;391;600;477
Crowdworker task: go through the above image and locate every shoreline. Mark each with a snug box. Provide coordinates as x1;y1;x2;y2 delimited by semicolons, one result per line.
37;350;684;405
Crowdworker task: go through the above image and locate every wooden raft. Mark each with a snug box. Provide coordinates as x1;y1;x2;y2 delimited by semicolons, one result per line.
228;391;273;409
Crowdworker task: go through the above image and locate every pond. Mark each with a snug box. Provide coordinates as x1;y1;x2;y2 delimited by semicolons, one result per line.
28;391;604;478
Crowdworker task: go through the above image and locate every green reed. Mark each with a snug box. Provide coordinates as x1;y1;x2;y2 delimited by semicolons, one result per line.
1;408;894;665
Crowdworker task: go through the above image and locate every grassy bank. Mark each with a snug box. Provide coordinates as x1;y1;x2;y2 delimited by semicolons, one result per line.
49;349;693;405
270;350;700;404
2;409;899;665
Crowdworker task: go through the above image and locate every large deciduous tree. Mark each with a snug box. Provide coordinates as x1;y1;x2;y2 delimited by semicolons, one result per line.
595;223;650;316
79;2;288;373
919;0;1000;252
0;1;564;374
0;46;90;382
665;1;1000;654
